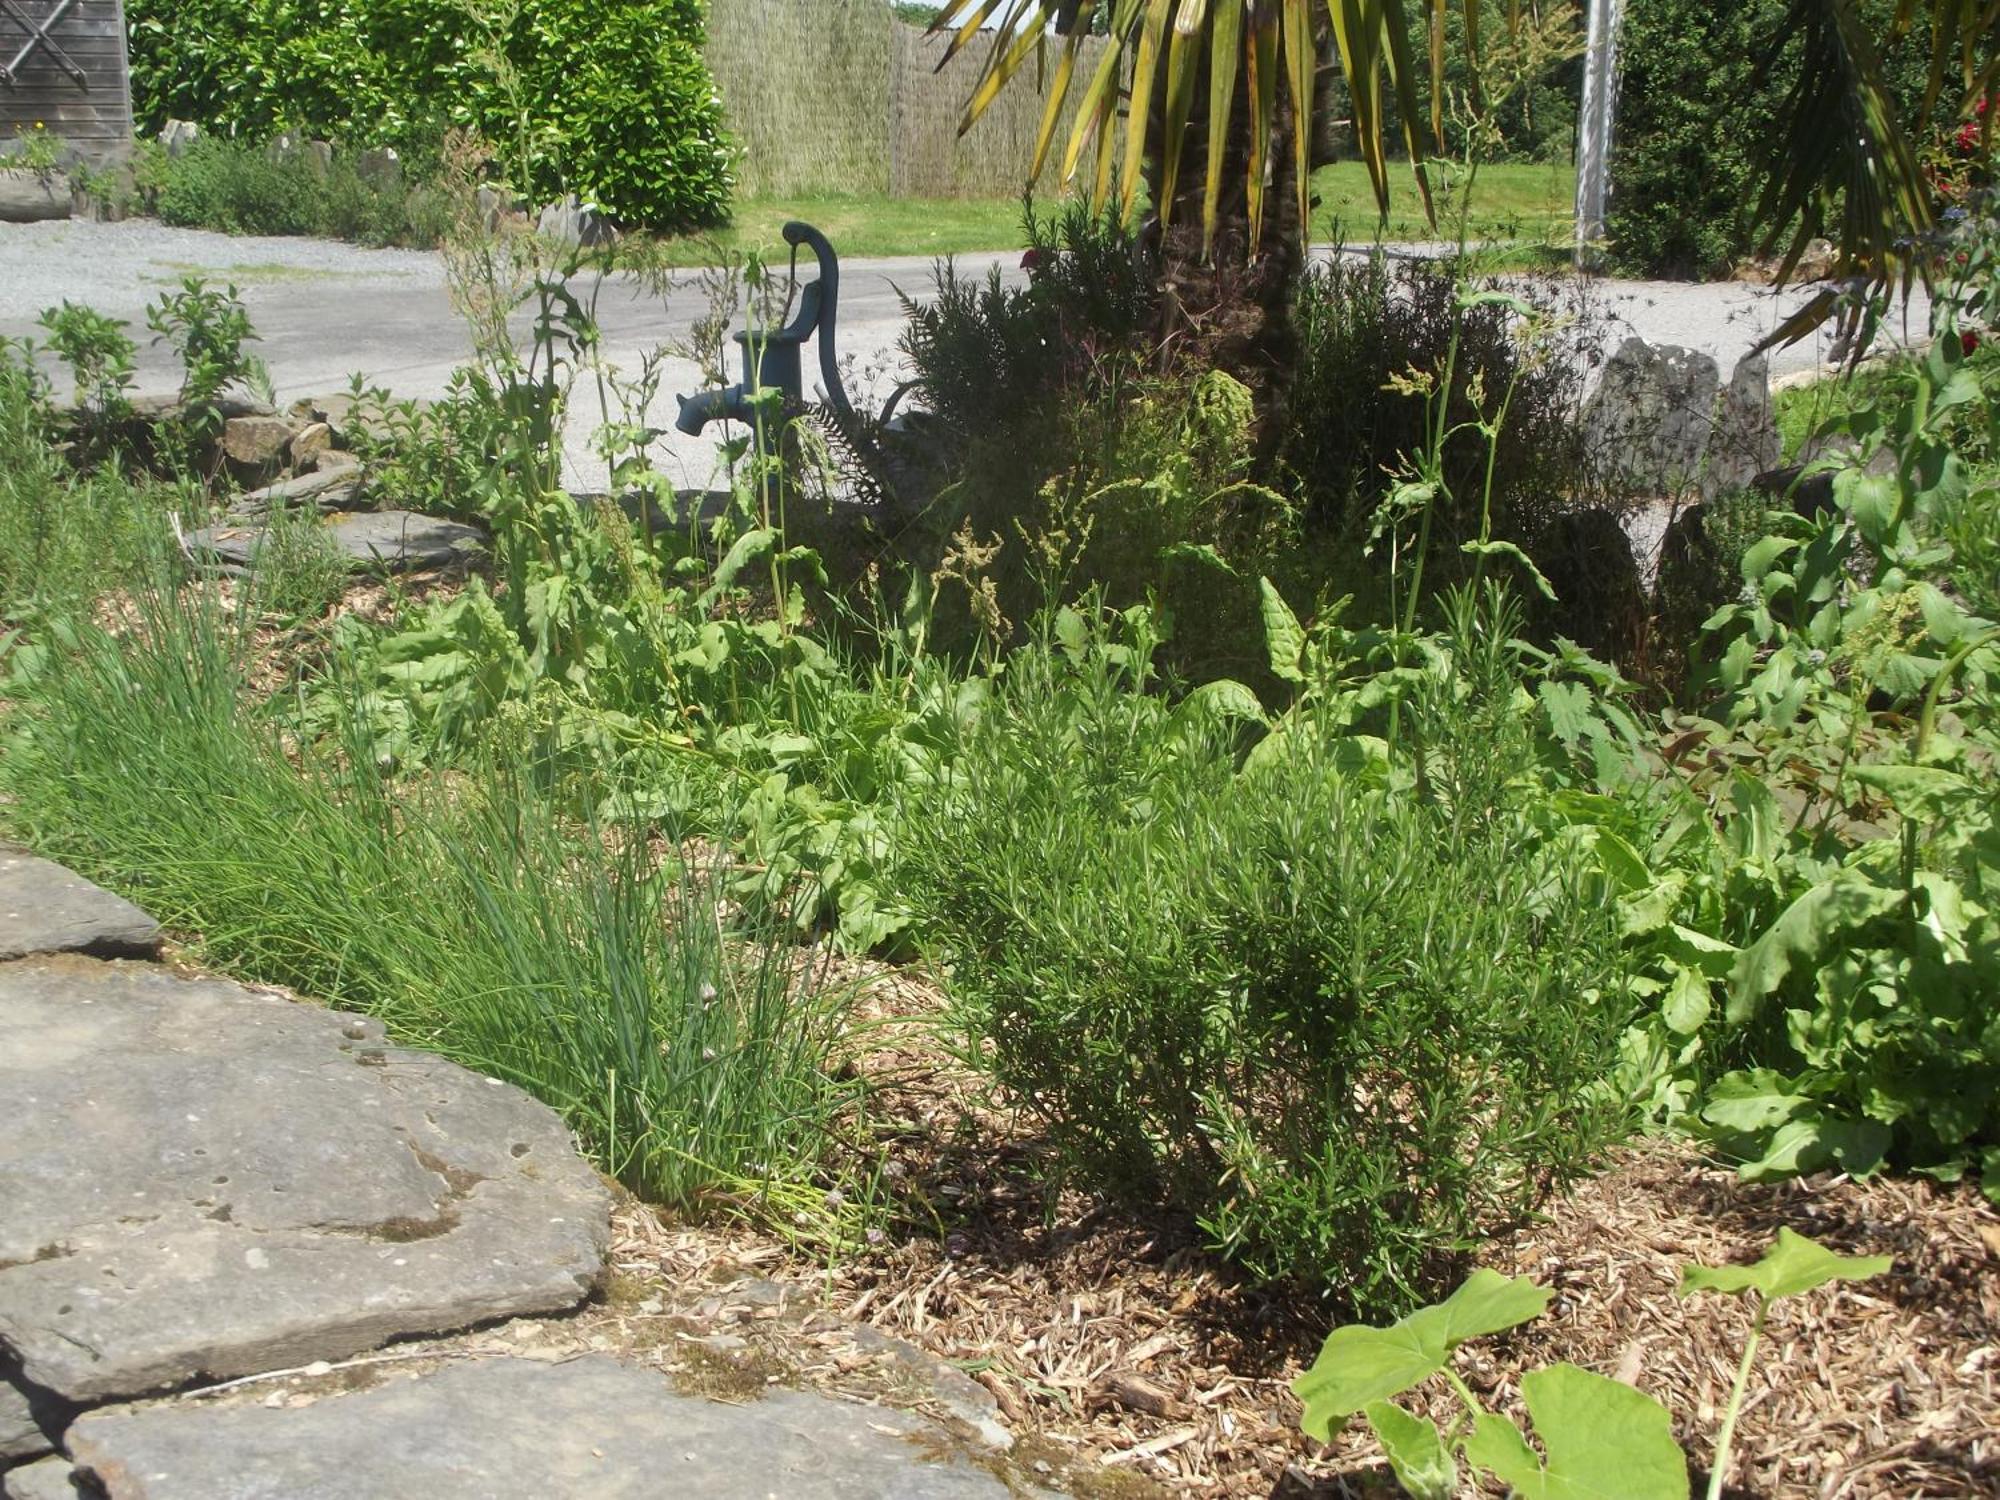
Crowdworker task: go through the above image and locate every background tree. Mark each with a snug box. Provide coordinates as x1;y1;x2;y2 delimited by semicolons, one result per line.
936;0;1997;359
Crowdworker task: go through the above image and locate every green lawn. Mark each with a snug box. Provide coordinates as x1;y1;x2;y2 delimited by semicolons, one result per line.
658;161;1576;265
1311;159;1576;247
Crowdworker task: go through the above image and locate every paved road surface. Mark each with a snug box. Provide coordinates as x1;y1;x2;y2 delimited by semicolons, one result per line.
0;218;1931;490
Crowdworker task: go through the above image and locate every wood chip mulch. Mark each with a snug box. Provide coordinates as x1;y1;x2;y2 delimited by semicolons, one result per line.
605;962;2000;1499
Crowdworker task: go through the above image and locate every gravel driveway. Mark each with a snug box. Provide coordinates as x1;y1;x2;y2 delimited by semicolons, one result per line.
0;217;1929;490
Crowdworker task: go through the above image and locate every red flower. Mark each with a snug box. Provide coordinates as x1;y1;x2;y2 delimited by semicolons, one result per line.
1957;120;1981;152
1020;248;1044;273
1965;330;1984;356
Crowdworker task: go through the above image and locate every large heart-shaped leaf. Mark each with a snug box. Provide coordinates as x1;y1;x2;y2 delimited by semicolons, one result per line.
1679;1228;1892;1302
1294;1271;1549;1439
1461;1364;1685;1500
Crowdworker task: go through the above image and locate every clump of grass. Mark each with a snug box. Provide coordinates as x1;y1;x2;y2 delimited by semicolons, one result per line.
0;343;193;623
0;582;862;1230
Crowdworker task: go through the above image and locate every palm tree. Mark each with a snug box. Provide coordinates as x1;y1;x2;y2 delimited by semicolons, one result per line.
934;0;1996;367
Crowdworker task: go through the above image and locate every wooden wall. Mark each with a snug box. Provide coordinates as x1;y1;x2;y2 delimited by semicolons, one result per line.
0;0;134;164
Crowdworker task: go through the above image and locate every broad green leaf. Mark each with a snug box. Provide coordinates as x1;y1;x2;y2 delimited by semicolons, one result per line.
1618;872;1688;938
1293;1270;1549;1439
1661;964;1712;1037
1735;1115;1891;1182
1739;534;1797;588
1364;1401;1456;1500
1839;469;1903;547
1462;1365;1685;1500
1678;1227;1892;1301
1294;1304;1453;1438
1537;680;1596;752
699;526;778;606
1436;1267;1555;1344
1727;871;1903;1022
1699;1068;1813;1134
1849;763;1975;821
1258;576;1306;683
1182;678;1266;726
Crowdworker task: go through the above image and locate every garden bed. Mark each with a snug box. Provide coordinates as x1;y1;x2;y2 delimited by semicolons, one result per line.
591;958;2000;1498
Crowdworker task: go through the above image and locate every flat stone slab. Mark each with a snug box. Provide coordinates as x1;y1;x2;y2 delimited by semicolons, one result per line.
59;1356;1019;1499
185;511;483;575
0;958;609;1405
0;850;159;962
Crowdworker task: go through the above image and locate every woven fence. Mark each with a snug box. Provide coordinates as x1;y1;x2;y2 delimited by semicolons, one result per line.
707;0;1113;199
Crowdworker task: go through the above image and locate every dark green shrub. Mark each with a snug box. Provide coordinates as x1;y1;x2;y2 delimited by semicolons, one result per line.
1607;0;1932;278
152;138;451;247
902;604;1632;1307
127;0;730;230
1278;251;1596;556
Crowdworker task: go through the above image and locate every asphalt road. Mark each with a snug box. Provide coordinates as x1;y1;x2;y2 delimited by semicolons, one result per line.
0;217;1930;491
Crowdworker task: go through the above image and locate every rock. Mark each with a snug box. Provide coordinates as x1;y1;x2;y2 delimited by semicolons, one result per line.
847;1325;1012;1451
536;195;617;250
1704;353;1780;501
288;422;335;466
298;394;401;449
307;447;362;478
224;468;365;521
353;148;400;190
0;848;159;962
0;1455;73;1500
326;512;483;570
265;135;331;180
131;394;275;425
188;512;482;574
0;957;610;1405
1794;237;1840;281
1;1380;55;1466
0;172;70;225
1583;338;1721;500
1532;507;1648;664
218;417;295;483
157;121;200;159
475;186;506;234
60;1355;1019;1499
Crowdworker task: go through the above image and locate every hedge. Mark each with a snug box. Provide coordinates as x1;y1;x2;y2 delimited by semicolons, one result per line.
1608;0;1934;279
126;0;732;229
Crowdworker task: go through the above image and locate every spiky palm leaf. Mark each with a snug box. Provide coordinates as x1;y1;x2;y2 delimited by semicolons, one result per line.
932;0;1994;297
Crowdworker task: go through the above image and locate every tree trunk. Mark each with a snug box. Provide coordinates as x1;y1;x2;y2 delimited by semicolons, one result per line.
1142;56;1304;464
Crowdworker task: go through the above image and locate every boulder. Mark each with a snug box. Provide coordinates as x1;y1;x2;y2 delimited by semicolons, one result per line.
57;1356;1020;1499
186;512;483;574
536;195;617;250
288;421;335;466
0;957;610;1407
353;148;401;190
0;172;70;225
219;417;295;484
1583;338;1721;500
0;1381;54;1467
1704;354;1780;500
224;467;365;521
158;121;200;159
0;1456;72;1500
0;848;159;962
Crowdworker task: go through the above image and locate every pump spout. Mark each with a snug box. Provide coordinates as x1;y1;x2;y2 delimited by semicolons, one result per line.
675;384;755;437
